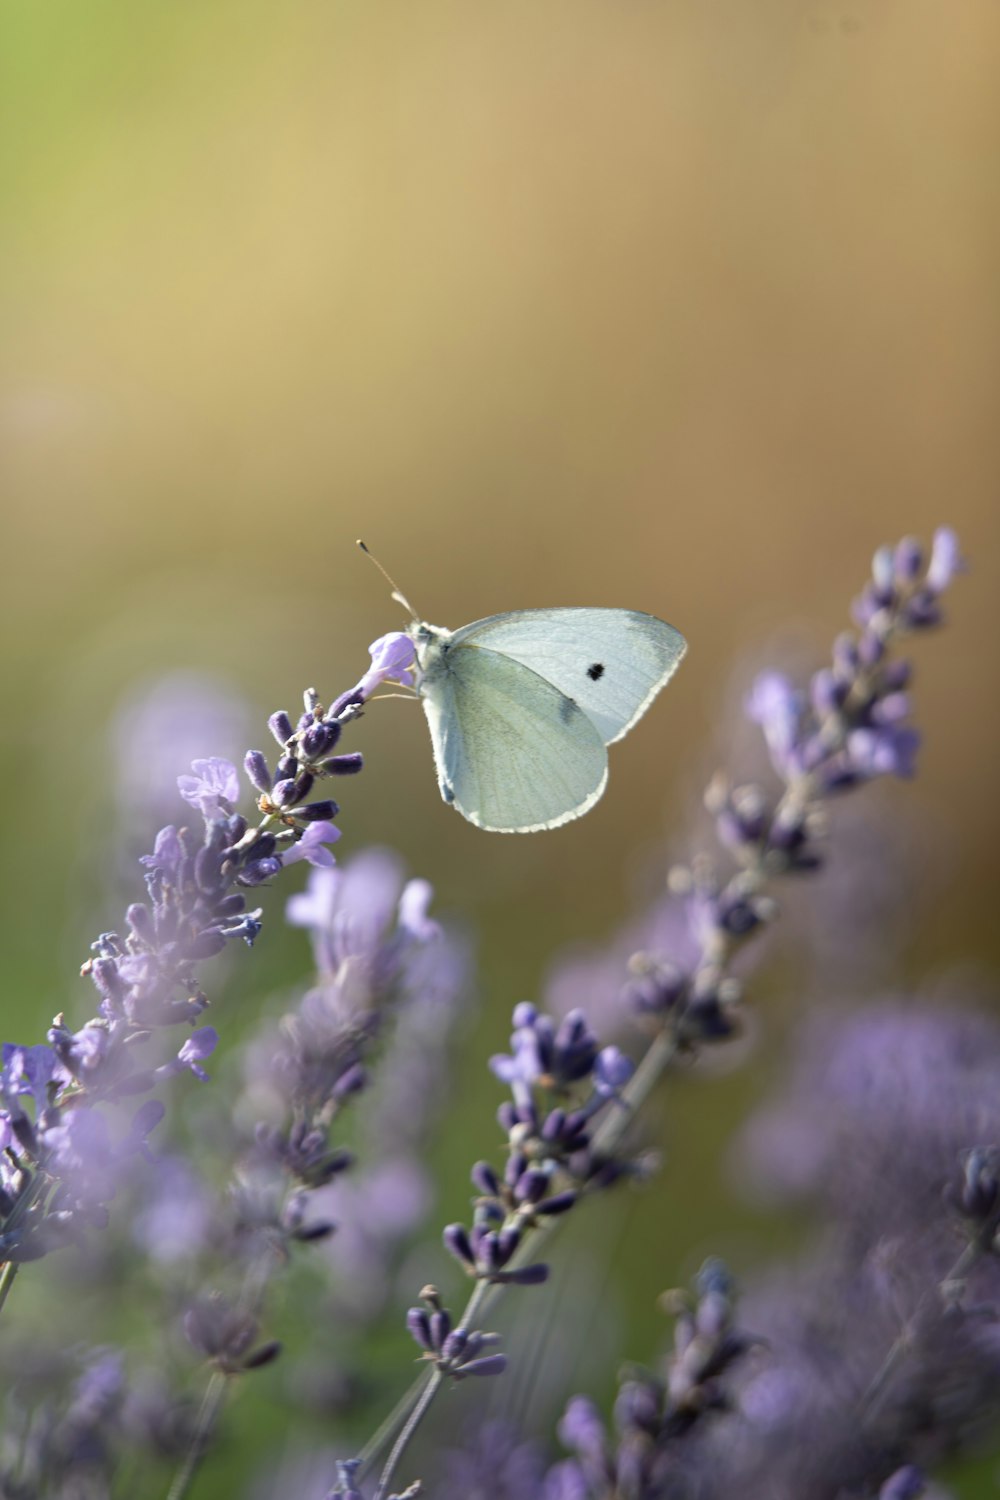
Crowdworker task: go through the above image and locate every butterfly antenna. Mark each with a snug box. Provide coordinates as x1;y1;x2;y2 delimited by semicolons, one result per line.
356;539;420;621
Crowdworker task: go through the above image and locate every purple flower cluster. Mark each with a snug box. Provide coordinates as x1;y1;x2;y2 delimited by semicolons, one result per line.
541;530;966;1062
406;1286;507;1381
0;634;417;1273
0;1341;195;1498
440;1006;636;1290
743;529;962;799
545;1261;754;1499
233;853;454;1257
665;999;1000;1500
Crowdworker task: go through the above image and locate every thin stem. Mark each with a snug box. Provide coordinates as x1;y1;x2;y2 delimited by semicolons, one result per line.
163;1238;282;1500
0;1260;19;1318
165;1369;228;1500
593;1029;681;1156
372;1368;443;1500
355;1369;434;1477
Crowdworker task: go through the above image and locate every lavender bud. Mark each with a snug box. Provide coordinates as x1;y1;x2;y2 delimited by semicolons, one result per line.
331;1063;366;1099
322;752;364;776
244;750;272;793
883;659;912;692
950;1146;1000;1223
291;771;315;802
810;668;846;716
871;692;911;725
893;536;923;581
513;1168;549;1205
471;1161;501;1196
293;1221;336;1242
443;1223;475;1271
241;1340;282;1371
858;629;886;668
272;778;299;808
125;903;156;945
11;1112;38;1156
429;1308;452;1348
501;1263;550;1286
268;711;294;746
90;957;126;1004
406;1308;433;1351
832;632;860;681
871;545;895;597
215;893;247;918
536;1190;577;1216
456;1354;507;1378
926;526;964;593
194;845;224;892
329;688;365;718
297;800;340;822
879;1468;926;1500
182;929;228;961
301;721;340;759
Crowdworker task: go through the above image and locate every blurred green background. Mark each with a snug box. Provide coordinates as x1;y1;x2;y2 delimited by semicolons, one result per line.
2;0;999;1492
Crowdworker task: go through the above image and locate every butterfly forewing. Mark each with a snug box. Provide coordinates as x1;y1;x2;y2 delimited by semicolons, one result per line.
449;609;686;745
425;643;609;833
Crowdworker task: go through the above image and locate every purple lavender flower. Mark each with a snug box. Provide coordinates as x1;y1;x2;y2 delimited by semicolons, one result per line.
183;1292;281;1374
436;1422;548;1500
352;633;418;700
406;1288;507;1381
113;671;254;827
282;820;342;870
154;1026;219;1084
1;656;378;1280
177;756;242;817
542;1262;755;1499
694;999;1000;1500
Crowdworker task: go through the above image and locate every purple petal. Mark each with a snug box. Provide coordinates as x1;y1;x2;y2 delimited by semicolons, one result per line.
354;632;417;699
178;757;241;816
926;527;965;593
397;879;440;942
282;821;341;869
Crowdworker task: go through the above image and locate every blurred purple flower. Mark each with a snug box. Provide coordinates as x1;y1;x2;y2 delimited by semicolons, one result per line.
113;672;253;824
745;672;807;779
925;527;965;593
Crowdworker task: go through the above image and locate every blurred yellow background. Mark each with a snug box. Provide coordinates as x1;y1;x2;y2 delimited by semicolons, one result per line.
2;0;999;1490
4;0;997;1000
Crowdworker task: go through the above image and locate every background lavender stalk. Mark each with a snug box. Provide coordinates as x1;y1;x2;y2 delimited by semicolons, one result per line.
161;852;464;1500
0;632;419;1323
348;530;966;1499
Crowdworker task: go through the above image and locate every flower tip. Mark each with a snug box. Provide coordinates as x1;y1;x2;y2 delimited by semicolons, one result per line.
926;526;966;593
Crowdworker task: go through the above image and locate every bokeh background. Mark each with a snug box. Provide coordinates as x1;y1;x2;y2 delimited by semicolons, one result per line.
2;0;999;1493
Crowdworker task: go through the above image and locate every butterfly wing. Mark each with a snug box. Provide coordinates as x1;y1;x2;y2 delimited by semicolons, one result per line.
449;608;686;745
420;642;608;833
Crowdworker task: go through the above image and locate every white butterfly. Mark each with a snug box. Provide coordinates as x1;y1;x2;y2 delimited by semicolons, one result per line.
407;607;686;833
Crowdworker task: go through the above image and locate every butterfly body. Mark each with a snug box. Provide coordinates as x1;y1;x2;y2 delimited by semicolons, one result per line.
407;608;686;834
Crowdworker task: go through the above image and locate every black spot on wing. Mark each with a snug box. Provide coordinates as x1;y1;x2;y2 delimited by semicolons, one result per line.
587;662;605;681
559;695;578;724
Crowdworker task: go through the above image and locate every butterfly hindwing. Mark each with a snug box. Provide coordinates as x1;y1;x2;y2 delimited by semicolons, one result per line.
421;642;608;833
